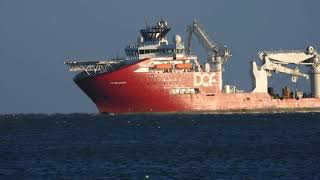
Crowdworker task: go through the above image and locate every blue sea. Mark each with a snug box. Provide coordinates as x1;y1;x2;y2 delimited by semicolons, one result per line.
0;113;320;179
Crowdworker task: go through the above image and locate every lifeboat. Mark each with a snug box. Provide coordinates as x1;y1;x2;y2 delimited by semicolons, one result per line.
154;64;173;69
175;63;192;69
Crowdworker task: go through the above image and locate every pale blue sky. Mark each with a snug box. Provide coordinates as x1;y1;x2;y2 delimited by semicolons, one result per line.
0;0;319;113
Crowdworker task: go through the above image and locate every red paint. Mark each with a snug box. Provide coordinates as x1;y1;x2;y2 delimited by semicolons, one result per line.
74;59;320;114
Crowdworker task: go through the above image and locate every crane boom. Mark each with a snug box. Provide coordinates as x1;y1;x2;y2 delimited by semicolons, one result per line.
186;21;230;63
251;46;319;93
186;21;231;91
260;57;309;82
187;22;218;54
257;47;318;82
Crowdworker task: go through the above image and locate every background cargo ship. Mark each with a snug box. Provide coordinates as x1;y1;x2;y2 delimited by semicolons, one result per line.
65;20;320;114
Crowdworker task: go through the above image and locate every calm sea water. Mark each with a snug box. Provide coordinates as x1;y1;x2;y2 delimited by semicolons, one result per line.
0;113;320;179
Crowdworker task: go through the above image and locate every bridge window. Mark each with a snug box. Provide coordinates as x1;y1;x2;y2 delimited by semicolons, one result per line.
139;48;179;55
127;50;138;56
139;50;145;54
177;49;184;54
170;88;200;95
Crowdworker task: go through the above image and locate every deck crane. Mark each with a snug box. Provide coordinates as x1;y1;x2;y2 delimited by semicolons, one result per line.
258;51;309;83
251;46;320;98
186;21;231;91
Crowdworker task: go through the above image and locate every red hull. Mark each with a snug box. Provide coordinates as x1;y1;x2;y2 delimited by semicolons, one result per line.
75;59;320;114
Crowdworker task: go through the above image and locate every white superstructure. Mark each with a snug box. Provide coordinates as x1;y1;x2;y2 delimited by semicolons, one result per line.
124;20;186;60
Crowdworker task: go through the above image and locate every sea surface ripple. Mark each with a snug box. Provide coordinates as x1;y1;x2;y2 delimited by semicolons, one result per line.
0;113;320;179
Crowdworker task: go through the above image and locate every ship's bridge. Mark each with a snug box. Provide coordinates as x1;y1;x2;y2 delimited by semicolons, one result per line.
125;20;185;60
140;19;170;42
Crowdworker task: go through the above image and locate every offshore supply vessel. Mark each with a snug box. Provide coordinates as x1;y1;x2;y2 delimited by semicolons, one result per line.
65;19;320;114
